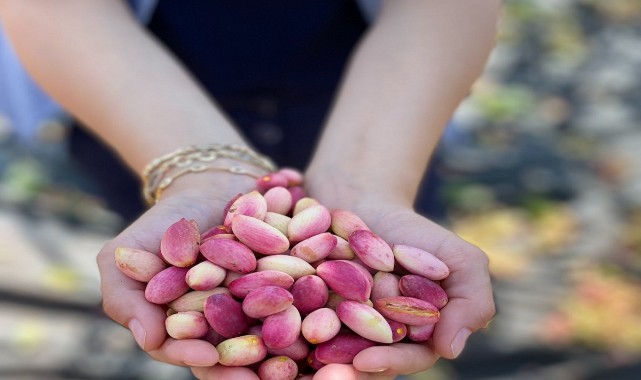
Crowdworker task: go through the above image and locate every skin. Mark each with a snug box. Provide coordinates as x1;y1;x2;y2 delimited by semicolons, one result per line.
0;0;500;378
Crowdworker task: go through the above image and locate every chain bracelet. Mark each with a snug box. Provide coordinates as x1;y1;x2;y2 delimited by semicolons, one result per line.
142;144;277;205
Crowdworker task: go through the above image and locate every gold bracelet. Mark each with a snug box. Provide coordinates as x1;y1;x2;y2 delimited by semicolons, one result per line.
142;144;277;205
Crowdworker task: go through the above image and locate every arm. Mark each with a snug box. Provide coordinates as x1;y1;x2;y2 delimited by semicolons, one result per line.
306;0;501;376
0;0;245;174
0;0;261;374
307;0;500;207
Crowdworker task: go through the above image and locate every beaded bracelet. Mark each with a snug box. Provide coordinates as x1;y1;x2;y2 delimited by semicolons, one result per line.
142;144;277;205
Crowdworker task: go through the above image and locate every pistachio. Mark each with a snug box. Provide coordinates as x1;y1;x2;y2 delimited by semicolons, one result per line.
144;266;190;304
242;286;294;319
316;260;372;302
185;261;226;291
256;255;316;280
301;308;341;345
392;244;450;280
290;232;337;263
223;190;268;228
160;218;200;267
216;335;267;366
200;237;257;273
330;209;370;240
373;296;440;326
114;247;166;283
165;311;209;339
264;186;293;215
348;230;395;272
262;305;301;349
336;301;393;344
228;270;294;298
231;214;290;255
289;204;331;242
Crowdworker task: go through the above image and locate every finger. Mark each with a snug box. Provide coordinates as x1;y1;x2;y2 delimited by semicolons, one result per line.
146;338;218;367
365;211;495;360
431;242;495;359
192;365;260;380
352;344;439;376
97;244;170;352
312;364;368;380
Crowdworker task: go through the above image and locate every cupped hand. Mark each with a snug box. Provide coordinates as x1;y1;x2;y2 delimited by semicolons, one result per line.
303;201;495;379
95;172;258;375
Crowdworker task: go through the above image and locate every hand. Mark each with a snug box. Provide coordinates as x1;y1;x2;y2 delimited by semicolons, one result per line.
96;171;258;373
302;198;495;379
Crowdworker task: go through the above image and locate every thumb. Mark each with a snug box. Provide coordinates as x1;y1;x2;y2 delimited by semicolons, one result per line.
97;241;169;352
430;243;495;359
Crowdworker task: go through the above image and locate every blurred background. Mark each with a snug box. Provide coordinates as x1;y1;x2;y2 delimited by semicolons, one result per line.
1;0;641;379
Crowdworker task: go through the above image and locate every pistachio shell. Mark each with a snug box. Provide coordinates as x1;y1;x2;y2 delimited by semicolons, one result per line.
216;335;267;366
373;296;440;326
316;260;372;302
407;323;435;342
386;319;407;342
242;286;294;319
399;275;448;309
307;349;326;370
315;332;376;365
201;225;231;241
223;271;244;287
263;212;291;237
371;271;401;301
267;336;310;361
228;270;295;298
160;218;200;267
205;233;237;241
288;204;331;242
277;167;304;186
290;232;337;263
231;214;290;255
185;261;226;291
223;190;268;228
262;305;301;349
291;275;329;315
287;186;307;214
336;301;393;344
256;172;289;193
264;186;293;215
168;288;231;312
301;308;341;344
204;293;250;338
392;244;450;280
348;230;395;272
200;237;257;273
114;247;167;283
292;197;320;215
256;255;316;280
144;266;190;304
326;235;356;260
257;356;298;380
330;209;370;240
165;311;209;339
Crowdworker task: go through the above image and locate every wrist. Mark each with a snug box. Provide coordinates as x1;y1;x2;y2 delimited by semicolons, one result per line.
142;143;276;206
304;162;414;211
158;159;266;205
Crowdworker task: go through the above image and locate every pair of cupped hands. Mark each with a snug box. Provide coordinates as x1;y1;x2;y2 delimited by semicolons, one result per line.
96;169;495;380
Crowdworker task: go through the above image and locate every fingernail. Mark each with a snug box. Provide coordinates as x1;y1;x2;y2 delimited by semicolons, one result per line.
184;361;213;367
361;367;388;372
183;348;219;367
128;319;146;350
451;328;471;358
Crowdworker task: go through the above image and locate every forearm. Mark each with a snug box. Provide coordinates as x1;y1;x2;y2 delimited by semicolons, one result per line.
0;0;246;175
306;0;501;208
